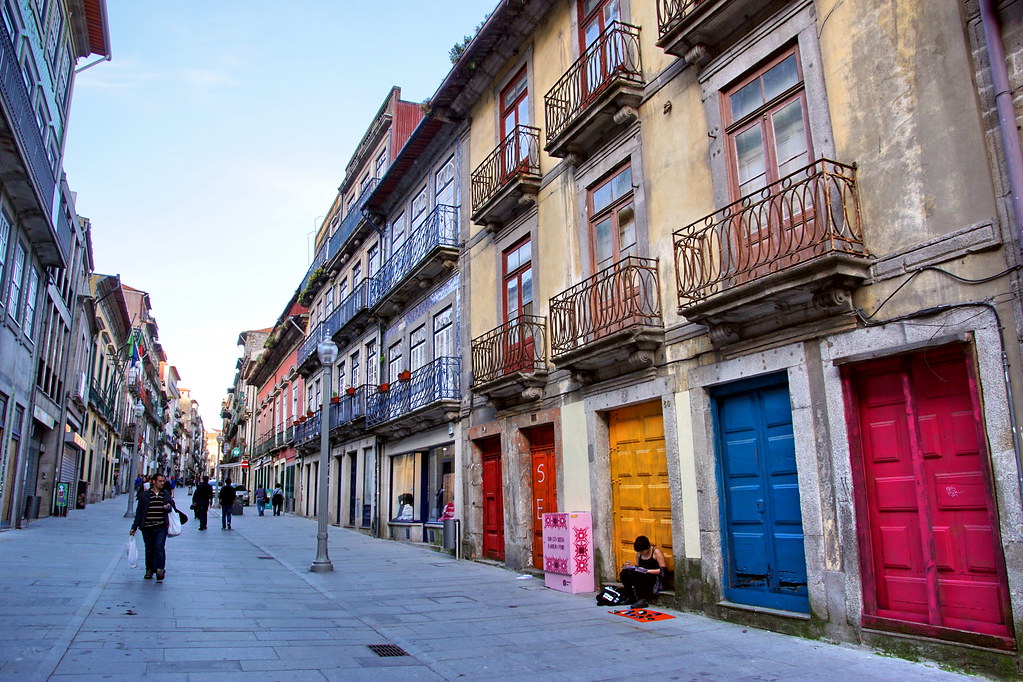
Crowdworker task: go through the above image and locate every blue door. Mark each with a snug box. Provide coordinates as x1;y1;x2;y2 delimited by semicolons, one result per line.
713;375;808;612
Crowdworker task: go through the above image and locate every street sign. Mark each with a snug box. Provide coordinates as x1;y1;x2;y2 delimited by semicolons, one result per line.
241;459;249;469
231;447;241;457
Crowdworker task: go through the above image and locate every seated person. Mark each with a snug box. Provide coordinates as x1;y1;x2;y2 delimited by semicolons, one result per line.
619;535;667;609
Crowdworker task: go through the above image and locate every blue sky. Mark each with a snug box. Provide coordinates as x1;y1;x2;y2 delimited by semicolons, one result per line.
62;1;494;428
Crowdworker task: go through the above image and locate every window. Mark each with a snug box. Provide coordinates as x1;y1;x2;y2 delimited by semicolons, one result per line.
503;238;532;321
7;241;25;321
359;174;371;196
433;307;454;358
349;351;360;387
588;163;636;271
337;278;348;304
374;150;387;180
23;266;37;339
2;1;20;44
579;0;620;48
366;245;379;278
312;377;321;412
388;342;402;381
391;212;406;256
335;359;345;392
325;285;334;314
365;340;377;386
410;325;426;371
724;49;810;201
410;187;428;231
501;67;530;137
352;262;362;285
19;49;36;101
391;452;420;521
0;209;9;303
435;158;456;208
427;446;454;522
44;0;60;66
291;384;298;421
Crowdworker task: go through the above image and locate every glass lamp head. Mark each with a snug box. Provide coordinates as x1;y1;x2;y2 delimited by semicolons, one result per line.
317;340;339;365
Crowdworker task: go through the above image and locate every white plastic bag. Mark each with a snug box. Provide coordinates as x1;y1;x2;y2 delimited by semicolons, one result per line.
167;510;182;536
126;537;139;568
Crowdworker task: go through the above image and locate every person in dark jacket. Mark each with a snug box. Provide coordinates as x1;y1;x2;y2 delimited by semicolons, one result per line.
219;478;237;530
130;473;176;581
192;475;214;530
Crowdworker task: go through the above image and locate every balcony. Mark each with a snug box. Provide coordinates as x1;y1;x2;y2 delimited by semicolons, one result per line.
0;22;63;267
294;411;322;451
297;279;373;375
366;357;460;437
550;256;664;383
370;205;459;318
329;384;371;438
471;315;548;408
673;159;870;346
470;125;541;230
329;178;379;262
283;425;294;445
544;22;644;160
656;0;787;59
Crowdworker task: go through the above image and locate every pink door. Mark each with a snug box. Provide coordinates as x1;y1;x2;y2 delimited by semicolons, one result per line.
844;345;1013;646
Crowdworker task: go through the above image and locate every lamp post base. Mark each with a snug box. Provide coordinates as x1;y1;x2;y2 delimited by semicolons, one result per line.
310;560;334;573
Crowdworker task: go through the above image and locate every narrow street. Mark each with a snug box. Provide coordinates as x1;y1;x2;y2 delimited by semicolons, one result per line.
0;497;976;681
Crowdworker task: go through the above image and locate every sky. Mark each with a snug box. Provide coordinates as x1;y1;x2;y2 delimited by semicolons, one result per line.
62;1;494;429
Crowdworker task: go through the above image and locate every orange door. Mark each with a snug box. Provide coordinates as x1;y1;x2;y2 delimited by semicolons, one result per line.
480;437;505;561
609;401;673;576
528;425;558;568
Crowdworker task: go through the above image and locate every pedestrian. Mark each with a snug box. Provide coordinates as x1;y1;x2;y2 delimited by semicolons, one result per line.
255;484;267;516
129;473;179;582
168;475;176;490
135;474;150;499
271;484;284;516
192;475;214;531
219;478;237;530
134;474;142;493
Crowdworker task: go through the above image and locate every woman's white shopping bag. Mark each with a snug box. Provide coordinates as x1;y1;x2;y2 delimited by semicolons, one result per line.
126;537;139;568
167;510;182;536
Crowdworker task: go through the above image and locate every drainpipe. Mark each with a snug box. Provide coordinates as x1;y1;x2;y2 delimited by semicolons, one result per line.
980;0;1023;252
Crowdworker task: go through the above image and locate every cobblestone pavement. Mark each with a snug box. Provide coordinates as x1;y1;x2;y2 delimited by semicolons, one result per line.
0;496;978;681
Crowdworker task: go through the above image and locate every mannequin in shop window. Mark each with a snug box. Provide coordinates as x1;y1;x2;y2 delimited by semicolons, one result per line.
396;493;414;521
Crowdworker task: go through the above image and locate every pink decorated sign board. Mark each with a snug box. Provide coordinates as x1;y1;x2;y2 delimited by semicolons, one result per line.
542;512;594;594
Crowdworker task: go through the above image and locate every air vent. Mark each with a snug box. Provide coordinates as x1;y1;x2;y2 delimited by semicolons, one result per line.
367;644;409;657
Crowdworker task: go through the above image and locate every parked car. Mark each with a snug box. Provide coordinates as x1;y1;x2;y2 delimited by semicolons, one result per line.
233;484;249;505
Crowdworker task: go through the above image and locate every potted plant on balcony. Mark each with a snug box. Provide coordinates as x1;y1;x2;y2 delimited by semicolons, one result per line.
378;382;390;393
398;369;412;382
346;386;357;396
298;416;306;423
307;409;314;417
330;393;341;404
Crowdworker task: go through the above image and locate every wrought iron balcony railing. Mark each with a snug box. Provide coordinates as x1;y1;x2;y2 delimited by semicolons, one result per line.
550;256;663;356
294;410;322;446
370;204;459;303
545;21;643;144
656;0;703;38
0;22;58;253
330;178;379;258
329;384;370;429
298;278;371;368
471;315;548;387
284;425;294;444
366;357;460;427
672;159;865;308
471;125;541;215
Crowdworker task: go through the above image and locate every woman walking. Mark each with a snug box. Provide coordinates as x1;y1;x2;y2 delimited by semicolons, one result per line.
130;473;176;581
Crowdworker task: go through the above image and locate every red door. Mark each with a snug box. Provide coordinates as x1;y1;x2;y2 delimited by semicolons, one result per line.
844;345;1013;645
528;426;558;568
480;437;505;561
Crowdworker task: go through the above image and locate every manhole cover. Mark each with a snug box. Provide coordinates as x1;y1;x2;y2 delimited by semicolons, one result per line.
367;644;409;657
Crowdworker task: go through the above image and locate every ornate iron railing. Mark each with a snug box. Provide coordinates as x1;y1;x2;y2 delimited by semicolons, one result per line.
0;22;57;244
370;204;459;303
545;22;643;143
89;378;119;426
298;278;371;367
294;410;321;446
672;159;865;307
471;125;540;214
329;178;380;257
550;256;662;356
284;425;294;444
330;384;370;429
471;315;547;387
366;357;460;427
656;0;704;38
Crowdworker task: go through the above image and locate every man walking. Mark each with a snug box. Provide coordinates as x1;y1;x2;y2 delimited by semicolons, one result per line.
219;478;237;531
192;475;214;531
255;484;267;516
272;484;284;516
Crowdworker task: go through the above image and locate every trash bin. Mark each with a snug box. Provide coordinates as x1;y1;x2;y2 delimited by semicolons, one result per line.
24;495;41;519
442;518;458;550
232;501;244;515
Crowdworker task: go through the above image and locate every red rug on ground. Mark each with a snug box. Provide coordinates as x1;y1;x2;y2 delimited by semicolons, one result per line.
610;608;675;622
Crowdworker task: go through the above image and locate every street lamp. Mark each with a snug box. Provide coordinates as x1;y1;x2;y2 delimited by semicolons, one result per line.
124;399;145;518
311;339;338;573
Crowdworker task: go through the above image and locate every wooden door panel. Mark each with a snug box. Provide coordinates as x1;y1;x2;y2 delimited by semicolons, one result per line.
480;438;505;561
847;347;1012;641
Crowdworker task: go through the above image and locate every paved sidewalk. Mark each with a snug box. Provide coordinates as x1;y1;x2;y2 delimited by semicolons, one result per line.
0;497;977;681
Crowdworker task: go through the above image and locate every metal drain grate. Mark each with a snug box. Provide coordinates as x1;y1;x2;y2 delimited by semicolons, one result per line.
367;644;409;657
